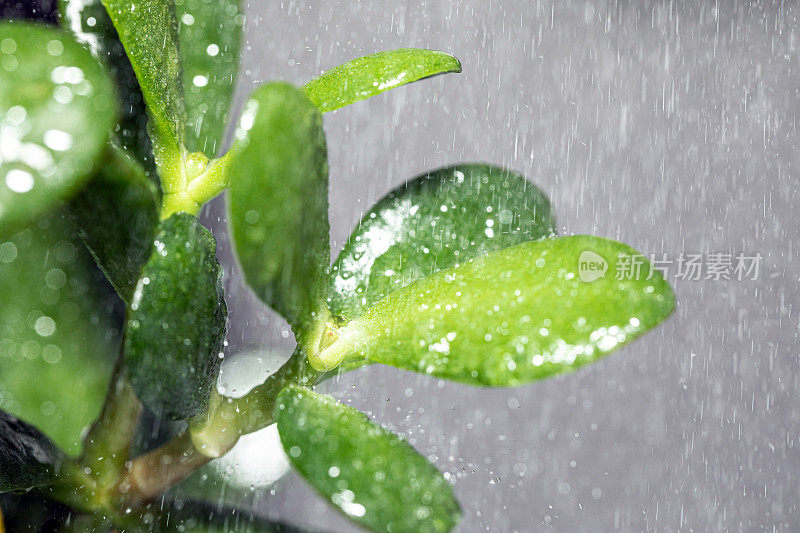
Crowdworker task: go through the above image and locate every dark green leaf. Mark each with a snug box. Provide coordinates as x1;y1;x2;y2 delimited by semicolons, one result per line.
101;0;185;187
125;213;226;420
0;409;62;492
321;236;675;385
228;82;329;342
330;163;556;320
0;493;75;531
302;48;461;113
67;144;160;303
0;216;116;455
175;0;243;156
275;385;461;533
60;0;155;173
0;22;116;236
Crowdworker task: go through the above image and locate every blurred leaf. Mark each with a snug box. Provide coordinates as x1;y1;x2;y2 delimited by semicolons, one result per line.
67;144;160;303
0;22;116;236
0;409;62;492
0;492;74;531
330;163;556;320
323;236;675;386
302;48;461;113
175;0;243;157
0;216;116;455
228;82;329;341
275;385;461;533
125;213;226;420
60;0;155;173
101;0;185;187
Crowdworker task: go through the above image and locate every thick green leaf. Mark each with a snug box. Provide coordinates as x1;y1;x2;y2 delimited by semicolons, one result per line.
228;82;329;342
175;0;243;156
302;48;461;113
275;385;460;533
125;213;226;420
60;0;155;173
101;0;185;188
0;410;62;492
330;164;556;320
0;22;116;236
67;145;160;303
0;216;116;455
321;236;675;385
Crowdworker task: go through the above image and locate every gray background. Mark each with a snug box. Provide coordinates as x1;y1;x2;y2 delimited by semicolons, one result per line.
202;1;800;531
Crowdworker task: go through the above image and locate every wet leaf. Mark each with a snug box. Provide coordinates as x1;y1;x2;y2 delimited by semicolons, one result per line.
0;216;116;455
60;0;155;173
322;236;675;386
302;48;461;113
275;385;461;533
67;144;160;303
0;409;62;492
125;213;227;420
0;22;116;236
330;164;556;320
175;0;243;157
101;0;185;187
228;82;329;341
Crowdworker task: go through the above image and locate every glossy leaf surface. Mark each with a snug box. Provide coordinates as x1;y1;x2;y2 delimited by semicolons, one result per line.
330;164;556;320
228;83;329;338
0;410;61;492
324;236;675;386
0;216;116;455
0;22;116;236
60;0;154;172
175;0;243;156
101;0;185;188
125;213;226;420
67;145;160;303
302;48;461;113
275;385;460;533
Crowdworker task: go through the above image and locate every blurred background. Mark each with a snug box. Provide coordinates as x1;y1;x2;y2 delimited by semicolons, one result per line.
201;0;800;531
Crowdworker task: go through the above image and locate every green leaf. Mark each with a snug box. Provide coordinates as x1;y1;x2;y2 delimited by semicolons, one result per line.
321;236;675;385
67;145;160;303
0;216;116;455
330;164;556;320
275;385;461;533
101;0;186;189
0;410;62;492
60;0;155;173
0;22;116;236
175;0;243;157
228;82;330;343
125;213;227;420
302;48;461;113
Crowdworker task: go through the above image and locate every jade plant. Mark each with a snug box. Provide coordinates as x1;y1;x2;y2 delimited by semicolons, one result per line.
0;1;675;531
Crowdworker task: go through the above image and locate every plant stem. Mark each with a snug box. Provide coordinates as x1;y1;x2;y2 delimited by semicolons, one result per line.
122;430;211;504
120;346;323;501
80;350;142;501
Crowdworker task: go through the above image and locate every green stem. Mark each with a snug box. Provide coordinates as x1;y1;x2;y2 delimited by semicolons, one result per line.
79;348;142;504
159;148;235;220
